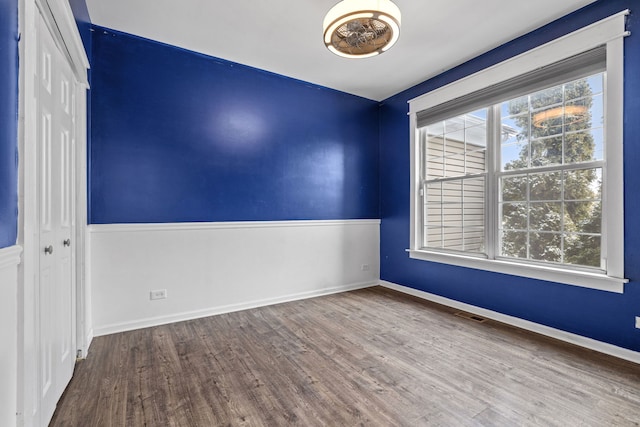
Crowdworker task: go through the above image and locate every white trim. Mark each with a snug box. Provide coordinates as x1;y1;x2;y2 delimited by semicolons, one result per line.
408;10;629;113
88;219;381;233
408;250;626;293
408;11;629;293
77;328;92;359
73;85;90;360
0;245;21;427
17;0;89;424
35;0;89;84
0;246;23;270
603;33;625;279
94;280;377;336
380;281;640;365
17;0;40;424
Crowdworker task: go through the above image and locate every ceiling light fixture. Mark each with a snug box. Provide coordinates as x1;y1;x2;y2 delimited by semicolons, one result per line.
323;0;401;59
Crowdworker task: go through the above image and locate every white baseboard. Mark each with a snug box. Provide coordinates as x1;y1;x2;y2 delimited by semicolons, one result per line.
79;329;94;359
95;280;377;336
380;281;640;365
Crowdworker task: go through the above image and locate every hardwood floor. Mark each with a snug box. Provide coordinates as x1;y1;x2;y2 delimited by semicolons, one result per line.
51;286;640;426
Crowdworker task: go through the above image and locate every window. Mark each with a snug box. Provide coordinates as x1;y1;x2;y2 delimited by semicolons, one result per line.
409;11;629;293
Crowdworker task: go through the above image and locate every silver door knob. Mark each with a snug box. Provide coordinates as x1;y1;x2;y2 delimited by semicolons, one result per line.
44;245;54;255
63;239;71;247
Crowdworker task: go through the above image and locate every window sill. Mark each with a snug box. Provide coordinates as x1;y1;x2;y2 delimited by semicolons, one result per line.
407;249;627;293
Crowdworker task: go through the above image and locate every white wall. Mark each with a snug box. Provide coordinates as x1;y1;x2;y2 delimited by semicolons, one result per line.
0;245;21;427
90;220;380;335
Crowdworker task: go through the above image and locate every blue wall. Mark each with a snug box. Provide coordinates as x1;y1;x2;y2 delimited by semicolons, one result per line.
380;0;640;352
89;27;379;223
0;0;18;248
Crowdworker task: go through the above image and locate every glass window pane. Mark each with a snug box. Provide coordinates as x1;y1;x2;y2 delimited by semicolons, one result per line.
424;226;443;248
531;136;562;167
463;227;484;252
564;234;601;268
564;98;592;131
442;181;462;203
592;127;604;161
464;205;485;228
427;134;444;156
426;109;488;180
444;116;465;133
501;142;526;170
565;129;603;163
501;230;527;258
425;204;443;228
426;182;442;200
529;171;561;201
444;153;466;177
501;175;527;202
468;108;488;121
443;204;463;227
501;112;530;170
565;201;601;234
565;75;603;101
529;202;562;232
530;84;563;109
426;158;444;180
421;72;606;269
501;114;529;144
589;93;604;127
531;106;564;137
529;232;562;263
465;123;486;148
445;129;466;147
426;121;445;136
502;96;528;117
501;202;527;230
466;148;486;174
464;178;485;203
586;74;604;95
564;168;601;201
443;228;464;251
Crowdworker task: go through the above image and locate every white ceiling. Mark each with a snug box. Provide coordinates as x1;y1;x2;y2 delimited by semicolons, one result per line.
84;0;597;101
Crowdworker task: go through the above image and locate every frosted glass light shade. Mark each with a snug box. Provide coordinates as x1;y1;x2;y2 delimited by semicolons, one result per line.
323;0;401;58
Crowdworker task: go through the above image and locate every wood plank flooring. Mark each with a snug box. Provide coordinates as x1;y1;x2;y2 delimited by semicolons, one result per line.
51;286;640;426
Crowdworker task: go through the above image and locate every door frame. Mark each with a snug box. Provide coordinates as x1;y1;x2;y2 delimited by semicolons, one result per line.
17;0;89;425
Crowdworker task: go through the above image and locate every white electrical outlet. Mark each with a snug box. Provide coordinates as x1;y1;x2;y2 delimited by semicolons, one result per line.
150;289;167;300
361;264;370;271
636;316;640;329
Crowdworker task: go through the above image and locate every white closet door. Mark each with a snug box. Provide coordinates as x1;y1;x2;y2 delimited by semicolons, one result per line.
36;10;76;424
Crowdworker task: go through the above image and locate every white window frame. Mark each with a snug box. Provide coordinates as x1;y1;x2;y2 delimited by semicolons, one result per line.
408;10;629;293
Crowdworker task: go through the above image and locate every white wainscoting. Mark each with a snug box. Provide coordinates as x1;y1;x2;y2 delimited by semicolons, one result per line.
0;245;22;427
90;220;380;336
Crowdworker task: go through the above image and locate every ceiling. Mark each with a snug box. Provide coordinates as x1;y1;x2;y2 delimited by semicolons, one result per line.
84;0;597;101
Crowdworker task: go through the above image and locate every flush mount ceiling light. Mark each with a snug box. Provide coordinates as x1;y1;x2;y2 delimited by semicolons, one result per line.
323;0;401;59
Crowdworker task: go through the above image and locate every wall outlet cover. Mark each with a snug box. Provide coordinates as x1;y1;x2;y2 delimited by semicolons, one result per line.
150;289;167;300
